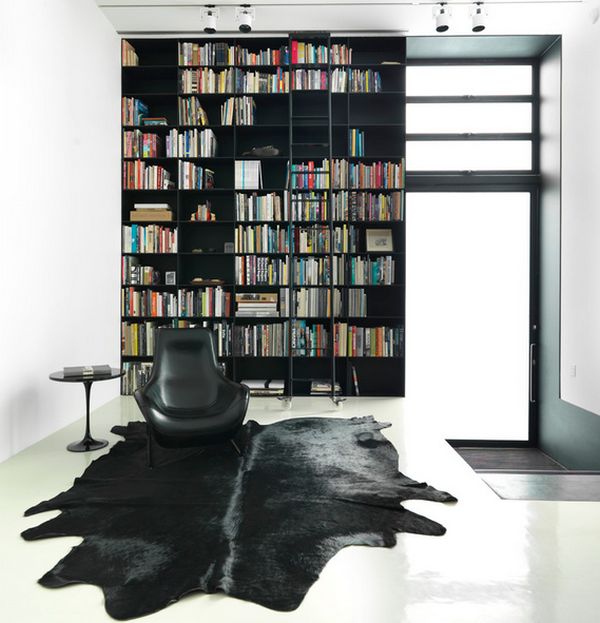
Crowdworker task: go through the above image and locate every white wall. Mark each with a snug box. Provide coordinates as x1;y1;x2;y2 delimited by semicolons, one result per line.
0;0;120;462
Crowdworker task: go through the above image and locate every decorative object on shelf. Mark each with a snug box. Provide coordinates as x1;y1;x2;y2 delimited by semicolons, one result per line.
48;367;124;452
223;242;234;253
165;271;177;285
190;277;225;285
366;228;393;252
190;201;214;221
22;416;456;618
241;145;280;157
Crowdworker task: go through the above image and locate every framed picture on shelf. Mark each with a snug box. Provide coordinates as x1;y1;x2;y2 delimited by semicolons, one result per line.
165;271;177;285
366;228;393;252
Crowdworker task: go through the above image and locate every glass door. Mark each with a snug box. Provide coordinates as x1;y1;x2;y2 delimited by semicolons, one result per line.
406;192;533;441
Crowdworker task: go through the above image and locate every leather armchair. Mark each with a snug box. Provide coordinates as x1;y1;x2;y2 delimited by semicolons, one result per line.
134;328;249;465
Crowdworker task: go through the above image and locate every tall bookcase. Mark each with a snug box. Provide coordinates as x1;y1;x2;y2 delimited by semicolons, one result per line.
121;34;405;399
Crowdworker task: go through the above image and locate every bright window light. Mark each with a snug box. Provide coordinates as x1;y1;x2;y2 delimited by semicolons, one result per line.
406;65;533;96
406;192;531;441
407;103;532;134
407;140;532;171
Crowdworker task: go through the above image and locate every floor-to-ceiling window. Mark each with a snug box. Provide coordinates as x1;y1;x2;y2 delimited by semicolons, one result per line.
405;61;539;442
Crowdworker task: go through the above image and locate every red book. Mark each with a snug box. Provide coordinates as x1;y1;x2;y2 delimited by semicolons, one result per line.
291;40;298;64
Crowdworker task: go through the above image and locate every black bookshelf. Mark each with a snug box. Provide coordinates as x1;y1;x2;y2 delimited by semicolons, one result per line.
121;34;406;398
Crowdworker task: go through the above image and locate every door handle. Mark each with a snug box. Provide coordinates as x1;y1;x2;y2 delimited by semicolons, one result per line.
529;343;537;403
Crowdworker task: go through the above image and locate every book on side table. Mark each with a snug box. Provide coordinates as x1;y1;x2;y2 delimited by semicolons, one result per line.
63;365;112;378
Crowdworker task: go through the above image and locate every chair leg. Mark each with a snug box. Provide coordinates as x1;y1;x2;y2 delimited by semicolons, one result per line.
230;438;242;457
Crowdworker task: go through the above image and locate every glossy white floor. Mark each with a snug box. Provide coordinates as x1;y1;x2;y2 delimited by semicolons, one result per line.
2;396;600;623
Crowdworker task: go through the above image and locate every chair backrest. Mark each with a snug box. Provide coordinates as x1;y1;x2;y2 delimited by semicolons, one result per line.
144;328;221;410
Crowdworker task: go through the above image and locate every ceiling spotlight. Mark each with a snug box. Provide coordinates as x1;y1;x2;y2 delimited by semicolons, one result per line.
202;6;218;34
471;2;487;32
236;5;255;33
433;3;451;33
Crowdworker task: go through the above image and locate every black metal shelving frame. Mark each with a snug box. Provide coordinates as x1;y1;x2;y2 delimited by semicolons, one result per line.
121;34;406;398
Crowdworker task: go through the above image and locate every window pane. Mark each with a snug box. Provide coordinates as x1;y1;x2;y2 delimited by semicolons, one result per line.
406;192;531;440
407;140;532;171
407;103;532;134
406;65;532;96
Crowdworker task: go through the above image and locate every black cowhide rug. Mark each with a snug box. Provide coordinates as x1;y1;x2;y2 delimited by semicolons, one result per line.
22;416;456;619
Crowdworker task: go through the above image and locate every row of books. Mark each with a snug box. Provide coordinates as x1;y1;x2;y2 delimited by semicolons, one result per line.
294;256;344;286
122;257;164;285
179;287;232;317
123;162;174;190
236;69;289;94
289;160;330;190
291;320;329;356
331;159;405;189
291;192;327;221
122;225;177;254
235;160;263;189
123;130;163;158
179;161;215;190
180;68;235;94
122;289;178;317
291;41;327;65
341;324;404;357
235;192;285;221
122;362;153;395
349;128;365;157
293;224;358;253
235;256;289;285
235;224;289;253
294;288;342;318
179;96;209;126
333;191;404;221
176;42;352;67
122;97;149;126
292;69;328;91
178;68;381;94
233;323;288;357
349;255;396;285
221;96;256;125
120;321;402;358
178;42;289;67
122;320;233;357
176;128;218;158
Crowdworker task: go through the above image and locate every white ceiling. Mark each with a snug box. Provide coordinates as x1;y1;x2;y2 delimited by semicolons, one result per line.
94;0;583;34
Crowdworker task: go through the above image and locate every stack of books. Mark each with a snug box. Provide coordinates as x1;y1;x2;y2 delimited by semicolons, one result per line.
64;365;112;378
130;203;173;222
236;293;279;317
241;379;285;397
142;117;168;126
310;380;342;396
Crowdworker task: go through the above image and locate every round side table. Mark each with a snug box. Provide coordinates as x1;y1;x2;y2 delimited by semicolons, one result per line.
49;368;124;452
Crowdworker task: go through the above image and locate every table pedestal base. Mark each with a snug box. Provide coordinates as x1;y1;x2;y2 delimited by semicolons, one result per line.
67;437;108;453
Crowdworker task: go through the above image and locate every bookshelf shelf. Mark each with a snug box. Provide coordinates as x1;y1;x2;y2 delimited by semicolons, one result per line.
121;33;406;398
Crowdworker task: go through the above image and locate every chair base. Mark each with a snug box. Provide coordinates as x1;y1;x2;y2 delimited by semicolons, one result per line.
147;429;243;468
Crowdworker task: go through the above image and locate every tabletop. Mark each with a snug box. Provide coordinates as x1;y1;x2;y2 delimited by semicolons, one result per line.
49;368;124;383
